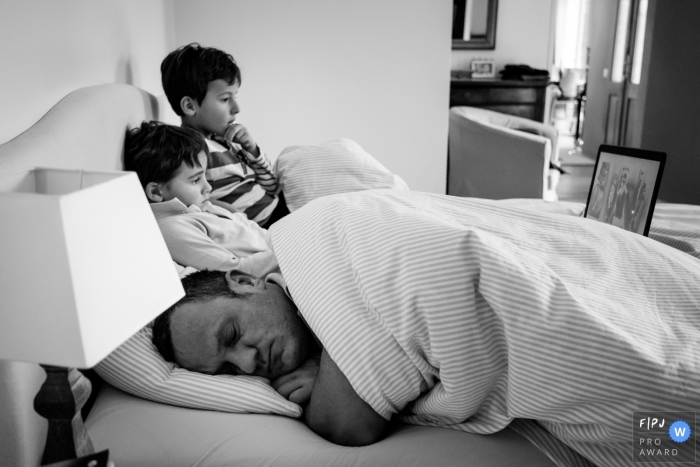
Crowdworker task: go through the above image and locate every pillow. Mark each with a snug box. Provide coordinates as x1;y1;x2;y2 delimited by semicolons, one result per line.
275;138;409;212
94;325;301;417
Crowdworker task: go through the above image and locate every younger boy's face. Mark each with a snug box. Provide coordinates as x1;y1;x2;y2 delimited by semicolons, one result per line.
160;150;211;209
189;79;241;137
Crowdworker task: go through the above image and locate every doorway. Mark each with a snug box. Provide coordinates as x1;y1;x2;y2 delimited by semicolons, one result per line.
584;0;652;153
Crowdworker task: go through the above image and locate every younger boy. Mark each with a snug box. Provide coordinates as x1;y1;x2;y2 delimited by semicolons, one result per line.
161;42;288;227
124;121;279;277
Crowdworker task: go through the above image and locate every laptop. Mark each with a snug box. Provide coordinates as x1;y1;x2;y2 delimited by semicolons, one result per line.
583;144;666;236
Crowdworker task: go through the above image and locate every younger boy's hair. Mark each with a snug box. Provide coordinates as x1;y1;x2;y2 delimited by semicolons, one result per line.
124;121;209;189
161;43;242;116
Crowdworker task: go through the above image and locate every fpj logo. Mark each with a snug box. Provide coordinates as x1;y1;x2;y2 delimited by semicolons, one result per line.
633;411;695;464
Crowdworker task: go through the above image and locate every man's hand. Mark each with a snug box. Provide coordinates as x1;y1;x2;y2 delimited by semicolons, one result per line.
305;349;388;446
222;123;260;157
271;354;320;405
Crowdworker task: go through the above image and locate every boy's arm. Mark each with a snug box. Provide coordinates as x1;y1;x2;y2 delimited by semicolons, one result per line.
159;217;278;276
220;124;278;196
239;145;278;196
304;348;388;446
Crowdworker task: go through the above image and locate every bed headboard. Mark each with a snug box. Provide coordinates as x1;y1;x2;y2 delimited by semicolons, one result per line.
0;84;159;467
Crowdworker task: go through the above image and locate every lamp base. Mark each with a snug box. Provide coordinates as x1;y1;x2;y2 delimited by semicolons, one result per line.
33;365;95;465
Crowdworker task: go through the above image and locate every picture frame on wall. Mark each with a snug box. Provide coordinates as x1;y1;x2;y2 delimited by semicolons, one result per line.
470;59;496;78
452;0;498;50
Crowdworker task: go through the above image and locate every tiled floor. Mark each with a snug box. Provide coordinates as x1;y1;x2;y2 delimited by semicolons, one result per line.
556;135;596;203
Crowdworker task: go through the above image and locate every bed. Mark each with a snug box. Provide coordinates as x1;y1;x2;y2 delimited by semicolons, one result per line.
1;84;698;467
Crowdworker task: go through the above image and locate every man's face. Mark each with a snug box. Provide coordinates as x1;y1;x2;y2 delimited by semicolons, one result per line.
189;79;241;137
169;274;314;380
159;150;211;209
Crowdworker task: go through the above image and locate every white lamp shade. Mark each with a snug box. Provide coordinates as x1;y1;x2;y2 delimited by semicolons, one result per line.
0;168;184;368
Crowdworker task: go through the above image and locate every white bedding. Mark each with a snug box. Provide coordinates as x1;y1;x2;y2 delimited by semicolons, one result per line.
275;138;409;211
87;193;700;467
87;385;555;467
500;199;700;259
269;190;700;467
86;194;700;467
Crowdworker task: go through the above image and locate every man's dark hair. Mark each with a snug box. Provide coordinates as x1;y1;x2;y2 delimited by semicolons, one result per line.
152;270;245;363
161;43;242;116
123;121;208;189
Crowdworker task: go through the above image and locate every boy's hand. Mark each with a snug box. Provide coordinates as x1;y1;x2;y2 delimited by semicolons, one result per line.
223;123;260;157
271;354;321;405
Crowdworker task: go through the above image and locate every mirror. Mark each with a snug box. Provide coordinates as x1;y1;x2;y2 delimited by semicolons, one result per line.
452;0;498;50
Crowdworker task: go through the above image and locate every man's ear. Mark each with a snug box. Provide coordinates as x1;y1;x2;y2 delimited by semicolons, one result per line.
145;182;164;203
225;270;265;291
180;96;197;117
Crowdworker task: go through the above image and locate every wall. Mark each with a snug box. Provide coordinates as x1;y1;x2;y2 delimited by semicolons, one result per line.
1;0;452;193
171;0;453;194
452;0;556;73
0;3;174;465
641;0;700;205
0;0;175;146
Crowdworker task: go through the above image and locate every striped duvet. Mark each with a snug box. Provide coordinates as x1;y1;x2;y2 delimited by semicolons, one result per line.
269;189;700;467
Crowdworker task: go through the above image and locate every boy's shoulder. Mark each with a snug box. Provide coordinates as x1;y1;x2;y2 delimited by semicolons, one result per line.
205;135;248;156
155;203;244;237
204;135;228;152
152;199;232;222
204;137;253;170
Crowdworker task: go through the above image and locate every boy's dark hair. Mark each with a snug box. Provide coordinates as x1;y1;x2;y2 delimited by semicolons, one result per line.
161;43;242;116
124;121;209;189
152;269;244;363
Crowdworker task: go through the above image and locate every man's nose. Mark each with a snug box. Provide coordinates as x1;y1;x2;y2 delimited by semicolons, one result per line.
230;100;240;115
203;178;212;195
226;347;257;375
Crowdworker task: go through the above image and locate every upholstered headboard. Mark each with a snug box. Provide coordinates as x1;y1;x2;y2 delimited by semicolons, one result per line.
0;84;159;467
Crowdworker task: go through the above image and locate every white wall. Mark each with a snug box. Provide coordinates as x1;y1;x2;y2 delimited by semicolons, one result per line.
0;0;452;193
171;0;453;194
0;0;175;145
451;0;555;73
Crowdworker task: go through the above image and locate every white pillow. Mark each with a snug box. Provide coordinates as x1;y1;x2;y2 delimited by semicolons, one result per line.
94;326;301;417
276;138;409;212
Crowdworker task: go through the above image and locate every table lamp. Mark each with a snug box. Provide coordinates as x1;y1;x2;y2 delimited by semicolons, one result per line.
0;168;184;465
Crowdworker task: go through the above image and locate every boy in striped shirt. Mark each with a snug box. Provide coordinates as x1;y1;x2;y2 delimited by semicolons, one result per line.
161;43;288;227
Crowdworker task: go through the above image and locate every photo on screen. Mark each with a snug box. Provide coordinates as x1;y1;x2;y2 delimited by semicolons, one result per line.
584;145;666;236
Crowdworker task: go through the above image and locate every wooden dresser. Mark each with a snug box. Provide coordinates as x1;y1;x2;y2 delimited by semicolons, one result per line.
449;78;548;122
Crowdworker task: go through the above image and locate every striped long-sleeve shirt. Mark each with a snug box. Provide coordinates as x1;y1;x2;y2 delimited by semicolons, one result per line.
269;189;700;467
205;136;279;226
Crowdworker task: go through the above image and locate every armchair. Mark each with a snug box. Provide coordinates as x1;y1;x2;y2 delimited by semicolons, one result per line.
448;106;561;201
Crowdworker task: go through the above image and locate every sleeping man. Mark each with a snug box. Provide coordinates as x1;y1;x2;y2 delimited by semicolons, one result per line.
152;189;700;467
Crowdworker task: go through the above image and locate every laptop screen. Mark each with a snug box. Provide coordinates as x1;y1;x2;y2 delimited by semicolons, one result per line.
583;145;666;236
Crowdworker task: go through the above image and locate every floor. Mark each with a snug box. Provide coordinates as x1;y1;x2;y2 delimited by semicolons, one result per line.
555;135;596;203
